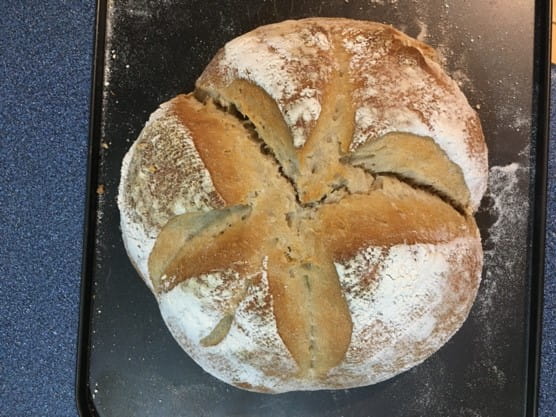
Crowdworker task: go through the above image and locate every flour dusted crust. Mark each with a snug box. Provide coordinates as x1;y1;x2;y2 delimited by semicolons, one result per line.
197;18;487;211
118;18;488;393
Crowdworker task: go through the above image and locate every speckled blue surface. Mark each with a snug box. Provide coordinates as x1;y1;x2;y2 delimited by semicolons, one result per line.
0;2;553;416
541;71;556;414
0;1;94;416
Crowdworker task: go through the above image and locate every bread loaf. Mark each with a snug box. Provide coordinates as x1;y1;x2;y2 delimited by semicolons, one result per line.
118;17;488;393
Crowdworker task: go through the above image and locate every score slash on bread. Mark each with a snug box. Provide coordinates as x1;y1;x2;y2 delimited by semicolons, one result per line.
118;18;488;393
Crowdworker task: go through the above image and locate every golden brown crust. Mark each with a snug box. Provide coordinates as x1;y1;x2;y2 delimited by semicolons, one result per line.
344;132;472;213
169;94;286;206
119;17;488;393
315;177;479;261
266;249;353;377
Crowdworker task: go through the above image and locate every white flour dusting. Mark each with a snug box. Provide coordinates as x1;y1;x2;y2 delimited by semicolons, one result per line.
484;163;526;241
473;162;529;365
416;21;429;42
101;1;117;128
207;22;334;148
330;237;481;388
368;0;399;4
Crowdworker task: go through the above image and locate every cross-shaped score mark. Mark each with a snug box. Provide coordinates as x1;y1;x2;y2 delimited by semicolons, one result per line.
145;93;478;378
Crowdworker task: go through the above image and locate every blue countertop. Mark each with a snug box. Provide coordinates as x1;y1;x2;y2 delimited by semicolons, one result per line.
0;1;554;416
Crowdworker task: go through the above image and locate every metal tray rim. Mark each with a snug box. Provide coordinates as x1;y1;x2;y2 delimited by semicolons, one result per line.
523;1;551;416
76;0;107;415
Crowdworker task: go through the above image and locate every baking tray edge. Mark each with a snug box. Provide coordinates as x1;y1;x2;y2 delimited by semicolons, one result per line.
76;0;107;415
525;1;551;416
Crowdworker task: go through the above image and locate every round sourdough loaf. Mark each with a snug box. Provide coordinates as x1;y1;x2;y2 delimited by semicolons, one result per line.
118;18;488;393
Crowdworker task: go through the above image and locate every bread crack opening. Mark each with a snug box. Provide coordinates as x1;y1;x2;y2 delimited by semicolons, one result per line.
193;89;304;206
342;132;472;215
148;204;252;293
379;172;466;216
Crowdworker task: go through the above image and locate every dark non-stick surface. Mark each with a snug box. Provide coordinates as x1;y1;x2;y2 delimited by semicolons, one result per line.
84;1;543;416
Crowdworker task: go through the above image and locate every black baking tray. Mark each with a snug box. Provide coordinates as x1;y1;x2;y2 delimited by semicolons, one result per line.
76;1;550;416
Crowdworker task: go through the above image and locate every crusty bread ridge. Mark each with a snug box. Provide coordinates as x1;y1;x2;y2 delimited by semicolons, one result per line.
118;18;488;393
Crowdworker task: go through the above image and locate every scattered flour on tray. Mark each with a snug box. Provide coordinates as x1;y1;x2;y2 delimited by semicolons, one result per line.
101;1;117;113
472;162;529;391
415;20;429;42
388;162;530;417
367;0;399;4
478;163;528;322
